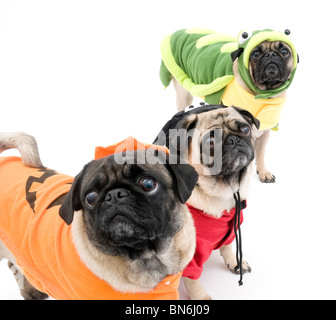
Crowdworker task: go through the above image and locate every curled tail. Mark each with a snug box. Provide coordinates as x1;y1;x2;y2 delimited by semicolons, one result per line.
0;132;43;168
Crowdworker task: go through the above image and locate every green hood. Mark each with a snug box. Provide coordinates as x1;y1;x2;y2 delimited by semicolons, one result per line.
234;29;298;99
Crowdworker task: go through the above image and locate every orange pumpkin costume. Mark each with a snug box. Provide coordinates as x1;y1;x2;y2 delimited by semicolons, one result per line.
0;137;181;300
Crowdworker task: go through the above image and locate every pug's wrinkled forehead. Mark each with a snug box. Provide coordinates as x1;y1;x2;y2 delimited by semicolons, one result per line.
153;103;229;145
153;103;260;147
80;149;169;184
187;107;249;132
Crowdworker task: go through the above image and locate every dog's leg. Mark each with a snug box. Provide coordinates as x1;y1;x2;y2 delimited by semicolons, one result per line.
0;239;16;263
0;240;6;262
255;130;276;183
183;277;211;300
1;240;48;300
219;244;251;274
7;262;48;300
173;78;193;112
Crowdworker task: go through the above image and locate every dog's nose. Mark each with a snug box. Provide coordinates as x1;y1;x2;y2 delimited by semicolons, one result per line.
105;188;130;204
265;51;278;58
225;135;242;147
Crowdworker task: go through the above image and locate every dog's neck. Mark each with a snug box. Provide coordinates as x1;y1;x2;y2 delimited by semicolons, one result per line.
71;211;163;293
187;165;252;218
187;187;236;218
70;208;195;293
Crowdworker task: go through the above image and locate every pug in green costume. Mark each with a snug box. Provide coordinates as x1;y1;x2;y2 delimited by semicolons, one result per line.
160;28;298;183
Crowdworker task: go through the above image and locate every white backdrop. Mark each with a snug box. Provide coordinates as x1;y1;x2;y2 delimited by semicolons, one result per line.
0;0;335;300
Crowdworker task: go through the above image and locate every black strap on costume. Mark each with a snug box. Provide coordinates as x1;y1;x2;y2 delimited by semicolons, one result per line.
233;191;244;286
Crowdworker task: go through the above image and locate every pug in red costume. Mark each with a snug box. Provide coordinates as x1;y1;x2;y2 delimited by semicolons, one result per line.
0;132;198;300
154;104;259;300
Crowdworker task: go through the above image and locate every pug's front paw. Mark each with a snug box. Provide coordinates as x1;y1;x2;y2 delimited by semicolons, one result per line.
257;169;276;183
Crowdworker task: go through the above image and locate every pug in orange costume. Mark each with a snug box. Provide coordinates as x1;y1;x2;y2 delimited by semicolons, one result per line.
0;132;197;300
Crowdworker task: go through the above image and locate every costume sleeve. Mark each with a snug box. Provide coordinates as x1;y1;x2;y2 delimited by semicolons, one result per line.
182;237;214;280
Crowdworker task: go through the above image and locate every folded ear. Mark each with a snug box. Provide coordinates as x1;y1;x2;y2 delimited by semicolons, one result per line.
167;113;198;151
232;106;260;129
231;48;244;62
165;161;199;204
59;169;85;225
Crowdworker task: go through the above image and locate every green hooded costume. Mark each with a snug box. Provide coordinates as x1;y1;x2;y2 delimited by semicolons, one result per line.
160;28;298;130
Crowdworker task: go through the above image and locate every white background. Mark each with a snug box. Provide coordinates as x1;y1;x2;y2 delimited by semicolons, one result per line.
0;0;335;300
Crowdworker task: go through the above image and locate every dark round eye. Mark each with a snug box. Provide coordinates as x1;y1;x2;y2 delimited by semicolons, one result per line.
251;50;260;59
85;191;98;207
204;136;215;149
240;125;251;135
139;177;158;193
280;48;289;56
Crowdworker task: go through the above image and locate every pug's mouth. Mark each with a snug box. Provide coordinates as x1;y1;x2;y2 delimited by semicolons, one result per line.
219;135;254;177
111;216;170;255
229;152;250;171
89;212;171;259
257;62;288;89
221;150;251;176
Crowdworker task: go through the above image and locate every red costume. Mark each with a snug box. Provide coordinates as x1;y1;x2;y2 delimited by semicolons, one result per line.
182;202;246;280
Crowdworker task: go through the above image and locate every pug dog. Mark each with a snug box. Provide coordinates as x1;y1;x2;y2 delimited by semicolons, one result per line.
160;28;298;183
154;104;259;300
0;132;197;300
232;39;295;183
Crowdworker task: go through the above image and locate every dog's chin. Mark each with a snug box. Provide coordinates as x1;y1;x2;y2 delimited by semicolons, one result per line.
88;214;171;260
257;76;287;90
220;151;252;178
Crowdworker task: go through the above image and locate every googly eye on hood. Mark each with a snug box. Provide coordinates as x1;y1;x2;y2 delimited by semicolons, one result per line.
238;30;253;45
184;101;208;113
283;29;291;36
